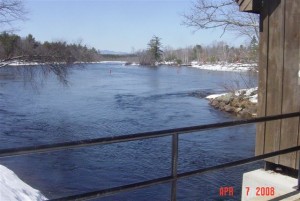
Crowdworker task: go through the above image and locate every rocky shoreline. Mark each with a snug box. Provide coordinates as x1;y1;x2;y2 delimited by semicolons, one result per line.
206;88;258;118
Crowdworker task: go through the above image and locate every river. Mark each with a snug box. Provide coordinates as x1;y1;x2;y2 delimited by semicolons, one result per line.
0;64;260;200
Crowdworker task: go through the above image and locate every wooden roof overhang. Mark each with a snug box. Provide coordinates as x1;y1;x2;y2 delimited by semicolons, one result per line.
236;0;262;14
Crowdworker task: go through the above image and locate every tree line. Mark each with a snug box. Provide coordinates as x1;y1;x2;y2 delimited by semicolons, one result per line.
0;32;101;65
137;35;258;66
0;32;105;84
0;31;259;68
163;36;258;65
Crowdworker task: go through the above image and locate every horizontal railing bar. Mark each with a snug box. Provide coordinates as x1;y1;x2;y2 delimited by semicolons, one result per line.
0;112;299;158
49;145;300;201
178;145;300;179
50;176;174;201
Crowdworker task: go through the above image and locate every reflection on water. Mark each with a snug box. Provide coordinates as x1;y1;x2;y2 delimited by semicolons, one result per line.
0;64;259;200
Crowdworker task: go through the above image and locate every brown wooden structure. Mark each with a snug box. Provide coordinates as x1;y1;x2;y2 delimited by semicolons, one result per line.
237;0;300;170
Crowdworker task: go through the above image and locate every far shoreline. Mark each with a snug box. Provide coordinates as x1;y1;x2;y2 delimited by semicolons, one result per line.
3;60;258;73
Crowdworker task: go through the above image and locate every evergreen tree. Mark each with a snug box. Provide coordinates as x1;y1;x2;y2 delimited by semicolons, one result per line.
192;45;202;61
250;36;258;50
0;32;21;58
147;35;163;65
249;36;258;62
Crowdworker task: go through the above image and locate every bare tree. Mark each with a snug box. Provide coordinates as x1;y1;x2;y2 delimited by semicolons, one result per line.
182;0;259;40
0;1;81;86
0;0;27;32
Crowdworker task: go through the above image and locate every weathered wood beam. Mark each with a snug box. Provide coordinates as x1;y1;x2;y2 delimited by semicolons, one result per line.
237;0;261;14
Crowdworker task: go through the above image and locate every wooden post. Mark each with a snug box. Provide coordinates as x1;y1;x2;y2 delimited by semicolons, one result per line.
238;0;300;170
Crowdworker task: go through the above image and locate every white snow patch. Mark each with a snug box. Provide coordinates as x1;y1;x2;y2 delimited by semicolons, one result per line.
235;87;257;96
2;61;42;66
0;165;47;201
130;62;140;66
99;61;127;65
249;94;258;103
206;93;227;99
1;60;128;67
162;61;177;65
206;87;258;103
191;63;257;72
235;87;258;103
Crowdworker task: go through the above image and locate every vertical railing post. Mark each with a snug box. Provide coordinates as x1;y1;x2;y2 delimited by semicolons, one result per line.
171;133;179;201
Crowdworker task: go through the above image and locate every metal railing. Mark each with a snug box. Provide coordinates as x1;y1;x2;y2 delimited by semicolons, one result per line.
0;112;300;201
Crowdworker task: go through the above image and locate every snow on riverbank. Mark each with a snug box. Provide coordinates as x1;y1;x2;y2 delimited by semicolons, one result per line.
191;63;257;72
2;60;128;66
1;61;41;67
3;61;257;71
98;61;127;64
0;165;47;201
206;87;258;103
2;60;136;67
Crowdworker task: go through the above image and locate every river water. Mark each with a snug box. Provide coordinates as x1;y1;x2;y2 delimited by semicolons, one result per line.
0;64;259;200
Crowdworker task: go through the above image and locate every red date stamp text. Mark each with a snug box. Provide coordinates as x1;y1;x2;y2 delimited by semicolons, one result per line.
245;186;275;197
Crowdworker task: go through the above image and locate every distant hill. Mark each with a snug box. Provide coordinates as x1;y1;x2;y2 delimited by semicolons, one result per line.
100;50;130;55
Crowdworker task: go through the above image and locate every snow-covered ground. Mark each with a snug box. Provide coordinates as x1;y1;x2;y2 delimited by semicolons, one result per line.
206;93;228;100
0;165;47;201
191;63;257;72
1;61;42;67
99;61;127;64
1;60;129;67
128;62;140;66
236;87;258;103
206;87;258;103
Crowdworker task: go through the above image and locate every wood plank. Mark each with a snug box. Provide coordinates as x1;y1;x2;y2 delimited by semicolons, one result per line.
238;0;261;13
238;0;244;6
238;0;250;7
240;0;252;12
297;12;300;170
255;0;269;156
279;0;300;169
264;0;284;164
296;118;300;170
298;116;300;169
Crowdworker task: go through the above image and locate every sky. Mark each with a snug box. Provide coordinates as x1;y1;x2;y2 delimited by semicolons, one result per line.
16;0;245;52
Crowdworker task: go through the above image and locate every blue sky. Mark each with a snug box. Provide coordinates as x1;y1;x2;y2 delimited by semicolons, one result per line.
17;0;245;52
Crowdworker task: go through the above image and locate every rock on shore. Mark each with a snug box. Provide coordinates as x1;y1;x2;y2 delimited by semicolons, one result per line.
206;88;258;118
